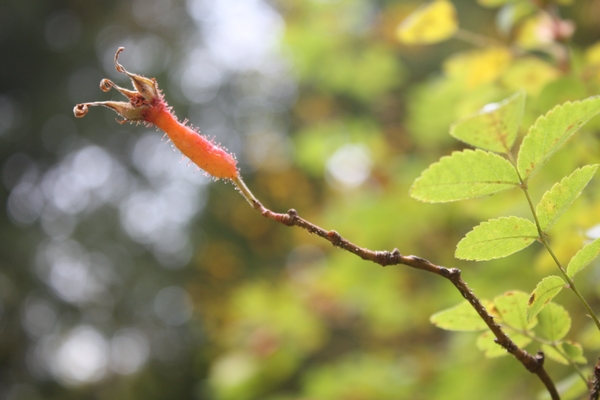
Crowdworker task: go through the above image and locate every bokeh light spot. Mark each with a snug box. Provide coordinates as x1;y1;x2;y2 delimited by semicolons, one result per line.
51;326;108;385
44;10;82;52
21;296;57;338
0;94;20;137
109;328;150;375
154;286;193;326
326;144;373;188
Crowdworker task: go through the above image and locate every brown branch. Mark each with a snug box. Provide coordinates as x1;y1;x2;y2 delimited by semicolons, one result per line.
251;200;560;400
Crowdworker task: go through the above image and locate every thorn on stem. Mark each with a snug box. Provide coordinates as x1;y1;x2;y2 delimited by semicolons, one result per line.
535;351;545;364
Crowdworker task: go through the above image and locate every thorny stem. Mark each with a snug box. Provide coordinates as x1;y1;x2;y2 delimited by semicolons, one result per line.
590;358;600;400
232;177;560;400
520;185;600;332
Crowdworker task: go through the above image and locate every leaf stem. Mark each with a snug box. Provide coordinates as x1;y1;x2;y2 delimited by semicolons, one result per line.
232;175;260;207
520;184;600;332
549;344;587;385
543;238;600;332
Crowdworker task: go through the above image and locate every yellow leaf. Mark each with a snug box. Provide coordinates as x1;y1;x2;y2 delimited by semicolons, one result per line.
443;47;512;88
477;0;513;7
396;0;458;45
514;14;563;50
585;41;600;82
585;41;600;65
501;57;560;95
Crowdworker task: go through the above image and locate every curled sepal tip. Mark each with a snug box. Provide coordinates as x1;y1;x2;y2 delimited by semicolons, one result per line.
73;103;89;118
73;47;240;182
73;100;146;123
72;47;160;122
113;47;160;103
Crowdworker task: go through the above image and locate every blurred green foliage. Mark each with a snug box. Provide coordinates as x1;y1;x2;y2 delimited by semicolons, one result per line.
2;0;600;399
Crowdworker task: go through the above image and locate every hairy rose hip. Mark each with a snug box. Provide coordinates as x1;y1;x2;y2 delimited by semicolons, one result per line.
74;47;239;181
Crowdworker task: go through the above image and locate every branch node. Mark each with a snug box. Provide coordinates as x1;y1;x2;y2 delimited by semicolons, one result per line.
535;351;545;364
531;351;545;372
376;248;402;266
270;208;297;226
327;230;342;246
252;199;263;211
439;267;460;279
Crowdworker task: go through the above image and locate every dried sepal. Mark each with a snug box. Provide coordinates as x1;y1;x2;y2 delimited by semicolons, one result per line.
73;100;147;123
113;47;160;103
73;47;240;181
73;47;160;122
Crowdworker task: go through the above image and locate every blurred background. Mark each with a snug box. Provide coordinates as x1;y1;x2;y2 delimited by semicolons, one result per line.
2;0;600;399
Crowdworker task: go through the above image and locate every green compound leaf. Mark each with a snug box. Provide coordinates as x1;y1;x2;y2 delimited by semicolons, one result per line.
526;275;565;323
541;344;569;365
562;341;587;364
517;96;600;180
536;302;571;342
536;165;599;232
410;149;520;203
476;330;531;358
541;342;586;365
429;300;489;331
567;237;600;279
455;216;538;261
450;91;525;154
493;291;534;330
